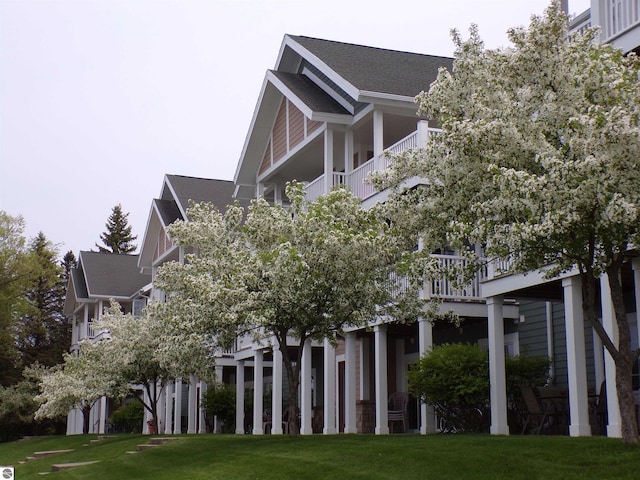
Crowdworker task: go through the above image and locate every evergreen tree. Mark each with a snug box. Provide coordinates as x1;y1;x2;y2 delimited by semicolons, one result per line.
0;212;36;386
16;233;69;369
95;204;137;254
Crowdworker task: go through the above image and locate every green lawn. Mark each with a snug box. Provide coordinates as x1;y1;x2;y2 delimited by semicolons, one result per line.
1;433;639;479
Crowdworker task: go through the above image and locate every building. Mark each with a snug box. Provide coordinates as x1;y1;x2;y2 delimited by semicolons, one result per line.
63;251;151;434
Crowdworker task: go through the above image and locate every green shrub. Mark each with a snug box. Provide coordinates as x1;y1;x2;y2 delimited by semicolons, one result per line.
408;343;551;433
202;383;236;433
109;400;144;433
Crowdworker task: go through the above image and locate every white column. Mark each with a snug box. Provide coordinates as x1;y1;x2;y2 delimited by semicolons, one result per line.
487;296;509;435
300;340;313;434
187;375;197;434
98;396;107;434
323;127;334;194
344;332;357;433
164;381;174;434
198;381;208;434
374;324;389;435
272;347;284;434
373;110;384;157
418;317;436;434
416;119;430;146
562;276;592;436
601;273;622;437
157;384;166;434
633;258;640;364
235;361;245;434
143;387;153;434
253;349;264;435
323;338;337;434
344;130;354;175
359;338;370;401
174;379;183;434
273;185;282;206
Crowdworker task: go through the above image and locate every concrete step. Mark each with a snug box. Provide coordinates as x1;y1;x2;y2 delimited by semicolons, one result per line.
149;437;178;445
51;461;99;472
137;444;158;451
33;449;74;458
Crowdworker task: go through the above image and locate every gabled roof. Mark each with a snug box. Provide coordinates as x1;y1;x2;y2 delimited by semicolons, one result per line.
64;251;151;315
235;34;453;190
139;175;243;271
284;35;453;100
78;251;150;298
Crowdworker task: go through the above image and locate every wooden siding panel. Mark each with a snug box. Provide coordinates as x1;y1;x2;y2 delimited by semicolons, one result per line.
259;138;272;174
306;118;322;135
272;100;287;162
289;102;305;150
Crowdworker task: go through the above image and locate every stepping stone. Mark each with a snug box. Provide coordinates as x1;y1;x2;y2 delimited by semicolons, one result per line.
51;461;99;472
149;437;178;445
33;449;74;458
137;444;158;451
125;451;138;455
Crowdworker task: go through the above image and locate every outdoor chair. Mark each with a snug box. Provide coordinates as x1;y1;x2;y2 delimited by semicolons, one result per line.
519;384;563;435
388;391;409;433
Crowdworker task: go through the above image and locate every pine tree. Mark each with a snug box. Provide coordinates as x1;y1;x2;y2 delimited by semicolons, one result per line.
15;233;69;369
95;204;137;254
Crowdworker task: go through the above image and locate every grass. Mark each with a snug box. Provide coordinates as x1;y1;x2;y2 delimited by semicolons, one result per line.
1;433;640;479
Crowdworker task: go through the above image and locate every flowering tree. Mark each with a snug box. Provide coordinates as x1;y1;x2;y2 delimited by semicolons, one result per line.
34;352;116;434
152;182;422;435
375;2;640;443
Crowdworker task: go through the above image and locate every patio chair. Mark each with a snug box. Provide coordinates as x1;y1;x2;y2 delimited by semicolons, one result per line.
388;392;409;433
519;384;562;435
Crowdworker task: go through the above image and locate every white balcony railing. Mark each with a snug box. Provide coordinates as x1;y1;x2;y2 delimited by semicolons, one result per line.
304;127;440;203
602;0;640;42
423;254;487;301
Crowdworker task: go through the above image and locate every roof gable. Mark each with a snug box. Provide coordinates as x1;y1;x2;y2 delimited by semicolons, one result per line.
284;35;453;100
77;251;150;298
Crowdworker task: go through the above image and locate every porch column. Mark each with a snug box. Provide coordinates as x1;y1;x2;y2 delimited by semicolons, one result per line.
418;317;436;434
235;361;245;434
487;295;509;435
253;349;264;435
301;340;313;434
323;338;337;434
374;324;389;435
213;365;223;433
164;381;174;434
198;381;207;433
359;337;371;400
600;273;622;437
98;396;107;434
323;127;334;195
344;332;357;433
633;258;640;362
271;346;284;434
174;379;183;434
373;109;384;156
187;375;197;434
562;276;592;436
273;185;283;206
344;130;354;174
416;120;430;147
143;387;153;434
157;383;166;434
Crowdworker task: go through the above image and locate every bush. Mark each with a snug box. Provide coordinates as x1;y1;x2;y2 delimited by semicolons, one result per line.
408;343;551;433
109;400;144;433
202;383;236;433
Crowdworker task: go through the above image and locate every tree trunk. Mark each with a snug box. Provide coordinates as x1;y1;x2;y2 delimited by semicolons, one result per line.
606;268;639;444
583;268;639;444
82;405;91;434
277;333;304;436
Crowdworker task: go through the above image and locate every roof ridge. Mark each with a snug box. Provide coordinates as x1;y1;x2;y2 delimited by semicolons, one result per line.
288;34;453;60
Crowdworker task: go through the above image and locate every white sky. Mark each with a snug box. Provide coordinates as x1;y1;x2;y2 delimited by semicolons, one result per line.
0;0;590;258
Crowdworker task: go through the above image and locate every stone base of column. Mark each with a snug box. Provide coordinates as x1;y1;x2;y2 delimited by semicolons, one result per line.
569;424;592;437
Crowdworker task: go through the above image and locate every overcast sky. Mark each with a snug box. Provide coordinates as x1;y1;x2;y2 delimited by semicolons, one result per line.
0;0;591;258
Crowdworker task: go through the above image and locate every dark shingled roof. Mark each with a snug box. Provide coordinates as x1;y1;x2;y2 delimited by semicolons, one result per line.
270;71;350;115
79;251;150;298
289;35;454;97
154;198;182;226
165;175;241;216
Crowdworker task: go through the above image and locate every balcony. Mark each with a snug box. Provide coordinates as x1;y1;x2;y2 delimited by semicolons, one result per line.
424;254;487;302
304;127;441;203
600;0;640;47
